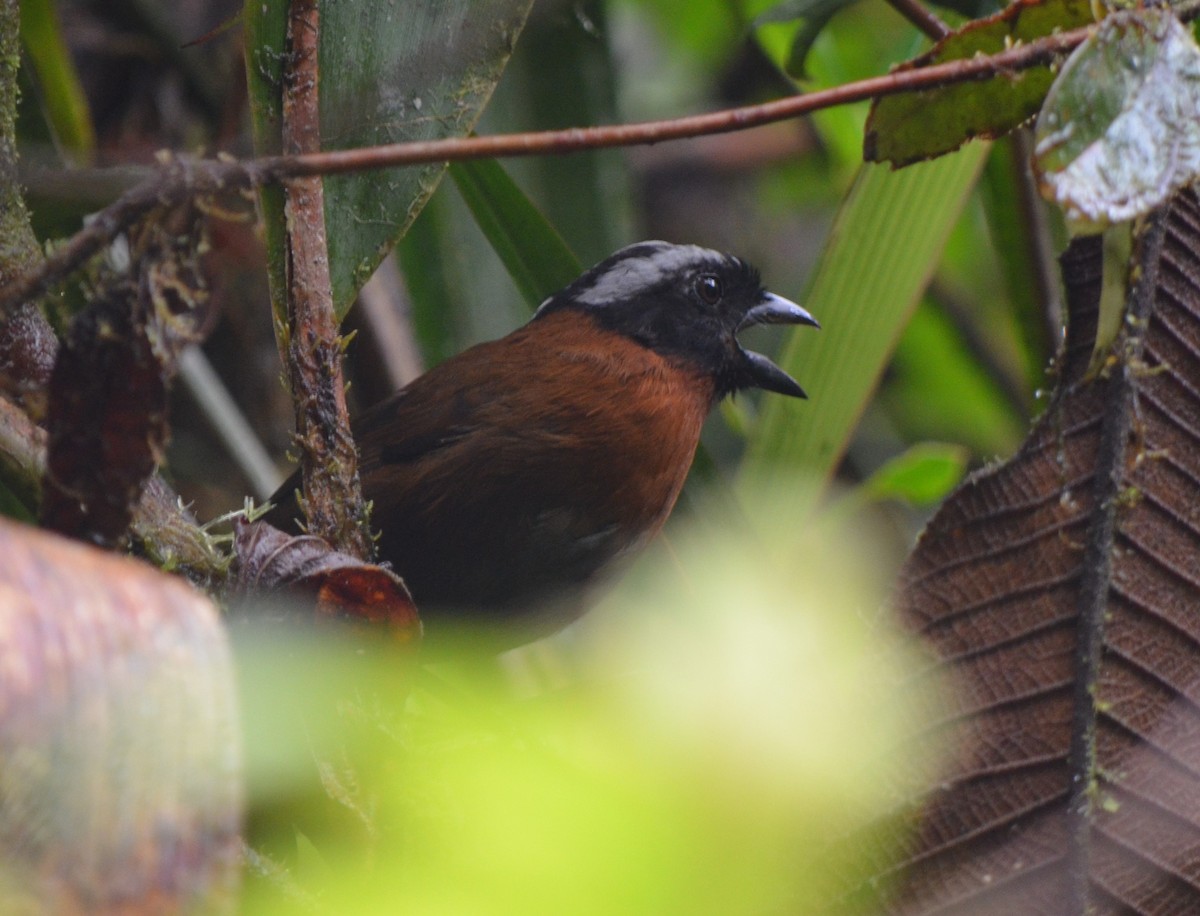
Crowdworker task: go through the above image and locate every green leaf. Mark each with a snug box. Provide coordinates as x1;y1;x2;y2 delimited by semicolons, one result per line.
858;442;970;506
754;0;859;78
449;160;582;309
243;0;534;320
1034;8;1200;226
864;0;1096;167
739;148;989;516
242;1;288;323
19;0;95;163
395;196;461;367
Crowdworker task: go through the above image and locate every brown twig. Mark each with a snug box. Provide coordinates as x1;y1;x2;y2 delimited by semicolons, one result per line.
1;157;270;316
0;0;54;419
268;25;1087;177
0;22;1097;318
279;0;372;559
885;0;951;40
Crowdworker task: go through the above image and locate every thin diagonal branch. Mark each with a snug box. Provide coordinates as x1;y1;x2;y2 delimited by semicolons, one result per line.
0;20;1106;317
0;157;270;316
178;347;282;500
267;24;1089;180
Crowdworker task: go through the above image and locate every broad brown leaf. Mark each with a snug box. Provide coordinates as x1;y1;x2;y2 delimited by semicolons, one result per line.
882;187;1200;913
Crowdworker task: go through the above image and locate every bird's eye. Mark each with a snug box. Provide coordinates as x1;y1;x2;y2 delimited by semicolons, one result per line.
695;274;723;305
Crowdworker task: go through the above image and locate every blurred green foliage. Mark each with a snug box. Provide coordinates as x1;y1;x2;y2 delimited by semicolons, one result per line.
856;441;970;506
238;484;943;913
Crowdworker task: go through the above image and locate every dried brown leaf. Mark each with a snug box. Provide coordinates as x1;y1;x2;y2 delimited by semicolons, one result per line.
232;518;420;642
877;186;1200;914
40;203;212;546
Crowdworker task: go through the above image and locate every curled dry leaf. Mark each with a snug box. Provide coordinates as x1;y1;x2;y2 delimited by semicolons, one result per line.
866;188;1200;913
41;202;213;547
0;516;241;913
231;518;420;642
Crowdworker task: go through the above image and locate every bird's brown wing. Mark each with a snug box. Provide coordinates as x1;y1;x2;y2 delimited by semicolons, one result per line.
265;314;712;644
355;332;632;618
263;334;499;529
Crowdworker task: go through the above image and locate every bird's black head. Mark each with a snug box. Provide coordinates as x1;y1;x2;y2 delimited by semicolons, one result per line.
534;241;818;399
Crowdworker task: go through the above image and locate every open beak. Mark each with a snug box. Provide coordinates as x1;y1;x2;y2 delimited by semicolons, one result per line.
735;292;819;399
739;292;819;332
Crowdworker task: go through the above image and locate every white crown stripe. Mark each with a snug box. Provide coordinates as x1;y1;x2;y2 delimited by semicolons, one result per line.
571;243;730;308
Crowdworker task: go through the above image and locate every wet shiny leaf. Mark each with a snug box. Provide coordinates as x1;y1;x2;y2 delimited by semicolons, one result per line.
1035;9;1200;225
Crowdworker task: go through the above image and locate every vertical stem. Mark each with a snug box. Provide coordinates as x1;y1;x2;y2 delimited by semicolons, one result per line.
1065;206;1166;912
0;0;59;415
281;0;372;559
0;0;40;286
